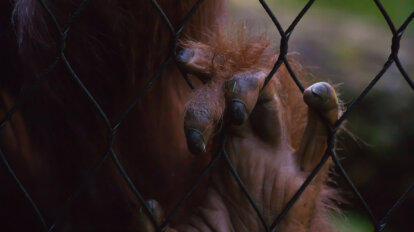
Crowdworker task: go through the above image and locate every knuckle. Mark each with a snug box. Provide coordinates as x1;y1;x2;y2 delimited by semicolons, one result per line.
176;49;195;64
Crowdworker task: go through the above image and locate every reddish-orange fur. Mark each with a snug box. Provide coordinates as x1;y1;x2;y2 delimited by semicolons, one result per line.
0;1;339;231
176;29;340;231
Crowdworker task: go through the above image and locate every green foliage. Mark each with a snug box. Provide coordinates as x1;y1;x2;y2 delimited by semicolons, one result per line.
332;212;393;232
273;0;414;25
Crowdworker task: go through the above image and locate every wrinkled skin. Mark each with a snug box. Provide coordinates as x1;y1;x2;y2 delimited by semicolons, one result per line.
138;42;341;231
0;1;342;231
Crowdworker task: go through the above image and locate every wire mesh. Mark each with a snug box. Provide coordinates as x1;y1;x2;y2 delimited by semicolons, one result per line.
0;0;413;231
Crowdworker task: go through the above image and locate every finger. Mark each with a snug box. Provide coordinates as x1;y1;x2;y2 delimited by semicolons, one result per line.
176;47;213;82
297;82;339;172
136;199;165;232
184;80;225;154
225;71;267;126
303;82;339;125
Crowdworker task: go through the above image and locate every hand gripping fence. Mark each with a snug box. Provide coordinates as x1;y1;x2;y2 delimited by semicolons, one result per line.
0;0;413;231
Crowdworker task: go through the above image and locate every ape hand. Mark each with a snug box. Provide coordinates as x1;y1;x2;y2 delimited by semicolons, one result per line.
138;41;340;232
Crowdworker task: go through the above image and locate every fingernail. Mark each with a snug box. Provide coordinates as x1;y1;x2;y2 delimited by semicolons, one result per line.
147;199;155;212
146;199;164;223
176;49;194;64
310;83;330;104
185;128;206;154
230;100;247;126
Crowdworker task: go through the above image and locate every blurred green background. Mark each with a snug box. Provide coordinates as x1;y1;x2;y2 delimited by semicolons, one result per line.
229;1;414;231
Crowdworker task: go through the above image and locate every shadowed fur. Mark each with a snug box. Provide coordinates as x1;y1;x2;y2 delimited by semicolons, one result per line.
0;0;342;231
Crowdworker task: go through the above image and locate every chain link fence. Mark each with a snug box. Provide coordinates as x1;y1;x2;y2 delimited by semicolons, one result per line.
0;0;413;231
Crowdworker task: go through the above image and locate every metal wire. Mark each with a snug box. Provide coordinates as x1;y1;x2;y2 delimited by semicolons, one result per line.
0;0;413;231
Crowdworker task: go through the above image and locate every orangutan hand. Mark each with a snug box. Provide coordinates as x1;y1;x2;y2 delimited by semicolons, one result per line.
138;40;340;232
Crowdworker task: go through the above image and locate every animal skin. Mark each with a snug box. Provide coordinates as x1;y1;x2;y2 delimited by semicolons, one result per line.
0;0;341;231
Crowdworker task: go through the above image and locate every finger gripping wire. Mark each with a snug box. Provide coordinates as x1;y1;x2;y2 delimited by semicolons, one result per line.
0;1;413;231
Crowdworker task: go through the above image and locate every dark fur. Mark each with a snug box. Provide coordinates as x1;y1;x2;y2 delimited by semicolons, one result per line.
1;1;223;231
0;1;339;231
